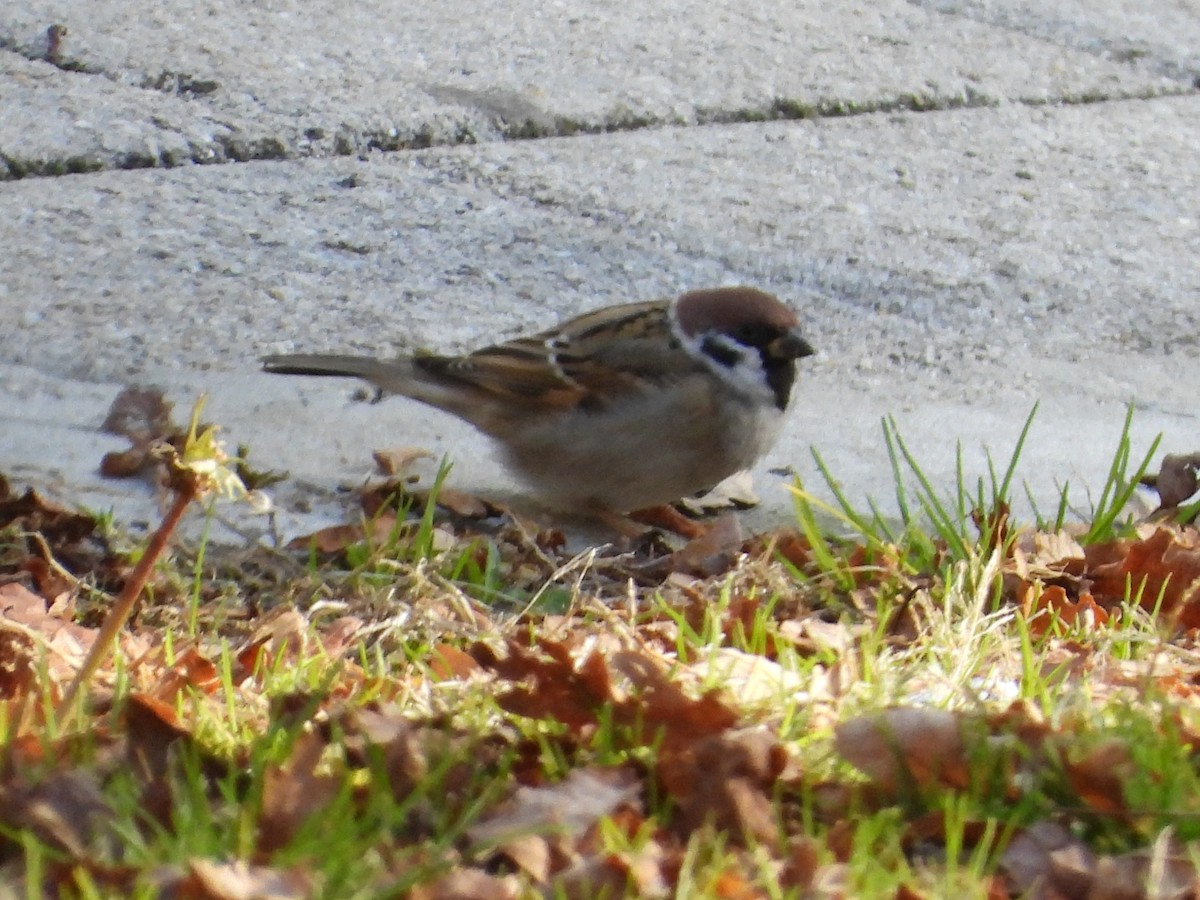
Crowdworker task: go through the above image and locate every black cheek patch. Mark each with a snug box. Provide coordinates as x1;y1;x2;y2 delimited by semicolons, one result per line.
701;336;743;368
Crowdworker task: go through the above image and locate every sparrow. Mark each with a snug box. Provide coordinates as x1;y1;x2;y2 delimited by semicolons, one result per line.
262;287;814;515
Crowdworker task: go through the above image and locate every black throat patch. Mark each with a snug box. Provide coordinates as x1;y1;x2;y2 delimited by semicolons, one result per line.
701;327;800;411
763;358;796;411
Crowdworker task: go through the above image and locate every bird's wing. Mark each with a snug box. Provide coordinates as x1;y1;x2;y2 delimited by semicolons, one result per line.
415;300;701;411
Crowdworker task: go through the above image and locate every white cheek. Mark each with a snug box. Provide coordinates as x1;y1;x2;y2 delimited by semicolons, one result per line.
723;356;777;403
684;333;776;403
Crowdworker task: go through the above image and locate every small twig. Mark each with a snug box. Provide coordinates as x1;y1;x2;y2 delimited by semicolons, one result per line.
55;474;199;721
26;530;83;590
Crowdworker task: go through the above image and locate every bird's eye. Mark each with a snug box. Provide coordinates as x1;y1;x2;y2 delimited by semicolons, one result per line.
731;323;775;347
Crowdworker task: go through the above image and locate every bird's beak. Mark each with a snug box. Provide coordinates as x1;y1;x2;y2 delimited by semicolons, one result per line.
769;331;815;361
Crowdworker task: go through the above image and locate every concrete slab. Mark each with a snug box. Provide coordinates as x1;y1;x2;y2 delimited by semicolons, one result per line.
2;0;1189;175
916;0;1200;83
0;53;252;177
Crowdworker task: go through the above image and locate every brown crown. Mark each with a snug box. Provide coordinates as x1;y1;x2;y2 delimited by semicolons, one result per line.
673;287;799;338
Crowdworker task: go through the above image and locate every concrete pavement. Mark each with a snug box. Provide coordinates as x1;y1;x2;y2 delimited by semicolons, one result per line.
1;0;1197;541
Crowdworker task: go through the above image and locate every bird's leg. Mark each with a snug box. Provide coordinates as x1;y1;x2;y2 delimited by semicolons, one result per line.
627;504;708;539
590;504;654;539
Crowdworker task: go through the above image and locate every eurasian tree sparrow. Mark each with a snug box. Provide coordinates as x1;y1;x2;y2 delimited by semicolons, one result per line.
262;287;813;514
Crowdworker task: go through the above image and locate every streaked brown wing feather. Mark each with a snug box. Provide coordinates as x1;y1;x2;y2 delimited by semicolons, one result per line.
414;300;691;410
417;346;587;409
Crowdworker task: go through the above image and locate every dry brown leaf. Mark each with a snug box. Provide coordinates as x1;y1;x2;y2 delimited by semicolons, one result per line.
0;582;108;688
0;477;129;600
468;767;640;881
100;386;174;440
0;768;115;859
0;480;98;544
550;847;670;900
429;486;500;519
359;474;501;521
408;868;520;900
21;556;75;607
1062;739;1132;817
971;500;1011;558
1010;528;1088;582
708;865;770;899
259;730;343;854
147;645;221;701
0;581;56;626
676;470;761;515
371;445;434;477
610;649;741;749
122;693;231;830
1087;833;1200;900
628;513;746;580
755;528;814;570
319;615;365;657
987;699;1053;751
170;858;314;900
825;819;856;863
1049;840;1100;897
429;643;482;681
835;708;969;792
97;386;191;482
233;636;270;682
124;693;197;781
658;727;786;845
473;641;746;759
1019;583;1110;636
331;708;491;830
335;704;408;748
381;726;480;812
358;479;408;518
247;608;311;662
98;447;153;478
470;766;639;845
1086;526;1200;624
286;513;400;553
0;626;39;698
999;820;1086;896
671;512;745;574
1141;452;1200;509
780;835;823;891
781;617;857;656
472;639;612;735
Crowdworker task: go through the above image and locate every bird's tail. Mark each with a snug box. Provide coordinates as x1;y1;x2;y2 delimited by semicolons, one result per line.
262;354;407;385
261;352;498;431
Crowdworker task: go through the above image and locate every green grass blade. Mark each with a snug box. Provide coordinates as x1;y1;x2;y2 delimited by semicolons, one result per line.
996;402;1039;504
882;418;913;528
1084;405;1162;543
